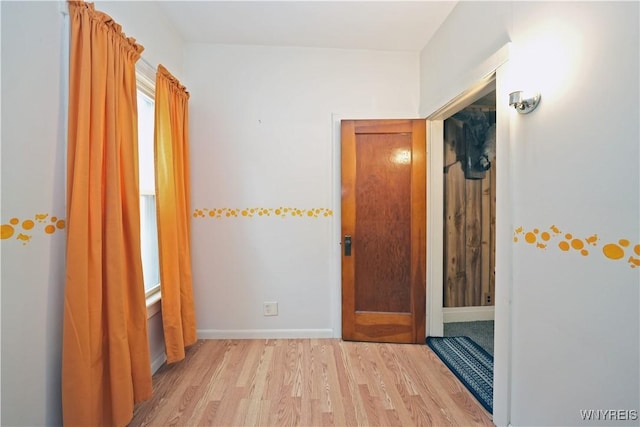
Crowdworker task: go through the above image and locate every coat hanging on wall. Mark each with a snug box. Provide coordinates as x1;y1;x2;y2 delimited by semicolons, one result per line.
452;110;496;180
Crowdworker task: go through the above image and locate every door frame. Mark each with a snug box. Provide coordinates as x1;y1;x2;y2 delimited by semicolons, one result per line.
340;119;426;344
425;77;498;337
330;111;423;339
424;43;512;426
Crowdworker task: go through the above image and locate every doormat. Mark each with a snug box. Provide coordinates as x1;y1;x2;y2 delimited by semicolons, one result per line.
426;336;493;413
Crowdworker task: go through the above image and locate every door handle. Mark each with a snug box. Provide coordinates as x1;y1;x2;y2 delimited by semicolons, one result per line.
344;235;352;256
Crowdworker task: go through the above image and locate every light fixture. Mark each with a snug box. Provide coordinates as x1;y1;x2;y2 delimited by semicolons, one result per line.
509;91;541;114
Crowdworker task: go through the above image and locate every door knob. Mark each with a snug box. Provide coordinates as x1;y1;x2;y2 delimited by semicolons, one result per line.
344;235;352;256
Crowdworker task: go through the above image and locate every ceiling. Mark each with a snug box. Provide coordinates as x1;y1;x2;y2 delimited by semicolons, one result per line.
158;1;458;51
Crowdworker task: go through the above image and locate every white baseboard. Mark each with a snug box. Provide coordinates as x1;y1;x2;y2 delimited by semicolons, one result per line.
197;329;334;340
443;306;495;323
150;352;166;374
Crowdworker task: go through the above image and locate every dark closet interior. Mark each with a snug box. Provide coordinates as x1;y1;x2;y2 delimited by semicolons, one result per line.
443;90;496;308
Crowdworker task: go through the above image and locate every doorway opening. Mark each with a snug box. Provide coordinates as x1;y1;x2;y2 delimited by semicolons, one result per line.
425;74;500;416
441;86;496;357
425;44;512;425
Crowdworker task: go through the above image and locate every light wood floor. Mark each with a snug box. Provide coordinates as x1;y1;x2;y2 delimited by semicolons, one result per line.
129;339;494;427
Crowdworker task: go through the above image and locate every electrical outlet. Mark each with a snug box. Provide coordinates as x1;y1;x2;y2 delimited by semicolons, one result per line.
484;293;493;305
263;302;278;316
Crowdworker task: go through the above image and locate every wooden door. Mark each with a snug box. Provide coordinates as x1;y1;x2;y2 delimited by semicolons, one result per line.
341;119;426;344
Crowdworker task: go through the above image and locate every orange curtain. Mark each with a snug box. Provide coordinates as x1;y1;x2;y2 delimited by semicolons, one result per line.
155;65;197;363
62;2;152;426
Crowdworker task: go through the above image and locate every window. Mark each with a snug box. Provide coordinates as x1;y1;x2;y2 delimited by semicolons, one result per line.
136;67;160;297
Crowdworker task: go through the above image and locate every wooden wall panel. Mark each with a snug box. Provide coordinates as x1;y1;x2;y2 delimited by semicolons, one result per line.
481;163;492;306
443;117;496;308
444;120;466;307
465;179;482;306
489;162;496;301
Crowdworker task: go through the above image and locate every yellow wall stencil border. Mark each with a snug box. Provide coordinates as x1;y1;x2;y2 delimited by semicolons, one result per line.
514;225;640;269
193;207;333;219
1;213;66;245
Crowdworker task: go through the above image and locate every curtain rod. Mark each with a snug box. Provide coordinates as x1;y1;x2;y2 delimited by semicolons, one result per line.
137;56;157;77
59;0;155;74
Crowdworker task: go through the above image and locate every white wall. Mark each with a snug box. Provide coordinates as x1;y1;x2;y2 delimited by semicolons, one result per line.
185;43;419;338
0;2;183;425
1;3;67;425
421;2;639;426
95;1;184;78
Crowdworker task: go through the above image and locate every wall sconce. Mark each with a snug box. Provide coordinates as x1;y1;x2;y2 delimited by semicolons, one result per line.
509;91;541;114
